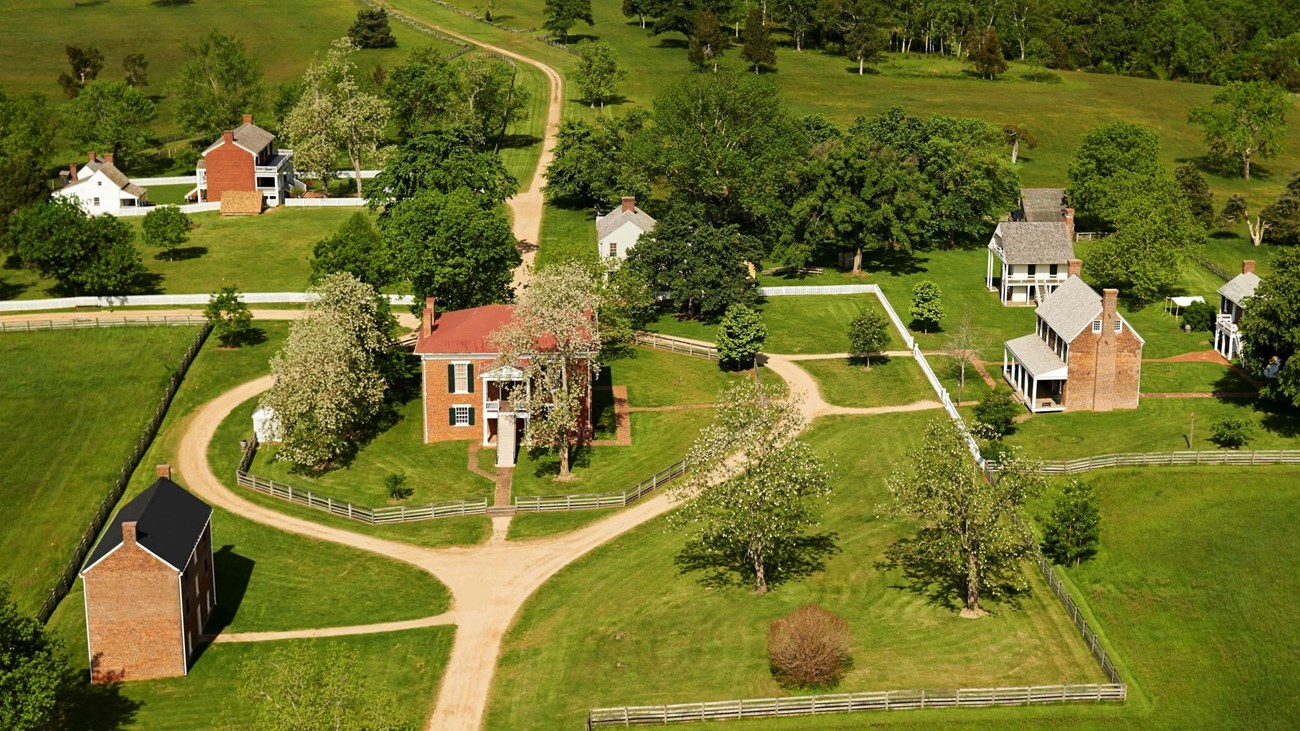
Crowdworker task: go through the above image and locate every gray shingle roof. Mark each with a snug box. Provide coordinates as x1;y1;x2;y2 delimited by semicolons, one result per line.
1218;272;1260;306
1005;333;1067;377
1036;276;1102;341
203;122;276;156
1019;188;1067;222
596;206;656;241
62;159;148;199
997;221;1075;264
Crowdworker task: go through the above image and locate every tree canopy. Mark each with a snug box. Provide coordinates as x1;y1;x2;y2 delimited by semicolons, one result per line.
4;197;143;296
348;8;397;48
311;212;392;288
368;128;518;214
1188;81;1291;179
543;111;653;208
715;303;767;369
62;81;156;164
1067;121;1163;227
170;31;265;139
1239;248;1300;407
572;40;627;109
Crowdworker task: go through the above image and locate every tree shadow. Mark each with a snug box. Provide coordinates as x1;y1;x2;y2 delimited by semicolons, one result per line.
525;442;593;479
847;353;891;367
876;534;1028;613
590;385;618;438
860;247;928;276
223;326;268;348
567;94;631;110
0;276;29;300
128;272;165;295
153;246;207;261
842;66;882;75
674;533;840;590
151;0;193;5
656;38;689;49
497;133;542;150
57;666;141;730
203;545;255;635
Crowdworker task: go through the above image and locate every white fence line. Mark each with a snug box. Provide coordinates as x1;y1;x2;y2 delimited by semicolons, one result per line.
0;292;415;313
758;285;876;296
1005;449;1300;475
114;201;220;217
132;175;195;186
296;170;382;180
284;198;371;207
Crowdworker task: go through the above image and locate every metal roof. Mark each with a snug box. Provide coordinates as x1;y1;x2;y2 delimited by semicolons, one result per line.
1218;272;1260;306
1005;334;1068;378
996;221;1075;264
83;479;212;574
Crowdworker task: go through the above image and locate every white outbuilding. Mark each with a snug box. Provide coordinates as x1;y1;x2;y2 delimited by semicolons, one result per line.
54;152;148;216
252;406;284;443
596;196;656;261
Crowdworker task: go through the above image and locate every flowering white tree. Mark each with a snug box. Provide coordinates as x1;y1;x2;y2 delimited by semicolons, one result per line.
492;263;602;480
670;380;833;593
260;273;393;470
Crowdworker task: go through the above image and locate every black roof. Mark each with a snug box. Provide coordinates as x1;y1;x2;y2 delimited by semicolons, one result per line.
82;478;213;573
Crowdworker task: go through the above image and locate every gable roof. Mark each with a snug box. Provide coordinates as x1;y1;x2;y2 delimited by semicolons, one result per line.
415;304;515;355
1036;276;1103;341
997;221;1074;264
1018;188;1067;222
62;159;147;199
1005;333;1068;378
83;479;212;574
596;206;656;241
203;122;276;157
1218;272;1260;306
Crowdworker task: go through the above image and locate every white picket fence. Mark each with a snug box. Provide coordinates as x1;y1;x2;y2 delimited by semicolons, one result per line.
0;292;415;313
114;201;220;217
131;175;195;186
284;198;371;207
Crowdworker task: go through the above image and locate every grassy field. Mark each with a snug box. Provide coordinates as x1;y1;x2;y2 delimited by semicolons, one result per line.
1003;396;1300;458
486;411;1102;730
0;326;198;613
648;295;908;354
536;202;598;268
1139;361;1255;394
251;398;495;505
1;207;361;300
799;356;936;408
605;345;741;406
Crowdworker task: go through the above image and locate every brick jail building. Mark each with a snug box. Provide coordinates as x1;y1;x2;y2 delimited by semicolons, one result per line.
414;299;594;466
80;467;216;683
1002;260;1145;413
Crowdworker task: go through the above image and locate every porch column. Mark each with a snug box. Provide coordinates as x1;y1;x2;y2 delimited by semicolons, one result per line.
986;249;994;290
1003;347;1008;379
1030;376;1038;413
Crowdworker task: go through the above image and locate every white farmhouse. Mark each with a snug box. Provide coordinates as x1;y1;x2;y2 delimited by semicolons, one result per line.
1214;260;1260;360
596;197;656;261
54;152;148;216
986;220;1076;306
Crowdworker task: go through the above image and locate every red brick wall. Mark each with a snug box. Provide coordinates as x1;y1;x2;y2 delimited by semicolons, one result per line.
1063;321;1142;412
178;523;216;662
84;543;185;683
421;357;594;443
204;141;254;202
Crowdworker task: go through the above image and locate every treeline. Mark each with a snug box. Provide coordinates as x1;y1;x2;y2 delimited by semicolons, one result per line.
625;0;1300;88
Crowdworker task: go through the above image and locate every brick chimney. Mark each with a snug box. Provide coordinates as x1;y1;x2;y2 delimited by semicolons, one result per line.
88;150;97;163
1068;258;1082;278
1064;207;1076;240
422;297;436;337
155;464;171;480
103;152;114;166
122;521;138;548
1242;260;1256;275
68;164;78;183
1102;288;1118;319
621;196;636;213
242;114;253;125
222;130;234;144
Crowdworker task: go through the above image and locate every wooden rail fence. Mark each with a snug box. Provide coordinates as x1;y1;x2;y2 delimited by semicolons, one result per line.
37;323;211;623
0;314;206;333
513;460;687;512
1192;254;1232;282
994;449;1300;475
587;684;1125;727
632;332;718;360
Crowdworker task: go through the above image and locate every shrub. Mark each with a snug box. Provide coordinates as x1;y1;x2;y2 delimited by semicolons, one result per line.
385;471;413;500
767;604;852;689
974;386;1020;437
1041;479;1101;566
348;8;396;49
1210;416;1253;449
715;303;766;370
1181;300;1216;332
204;286;254;348
847;307;889;366
909;280;943;333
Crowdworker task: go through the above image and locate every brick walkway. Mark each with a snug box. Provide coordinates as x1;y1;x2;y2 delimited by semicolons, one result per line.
467;443;496;481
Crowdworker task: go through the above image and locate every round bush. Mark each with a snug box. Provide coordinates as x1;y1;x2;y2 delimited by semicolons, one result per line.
1181;300;1216;332
767;604;852;688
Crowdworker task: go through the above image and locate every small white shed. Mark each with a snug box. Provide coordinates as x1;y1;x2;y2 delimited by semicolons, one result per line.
252;406;283;443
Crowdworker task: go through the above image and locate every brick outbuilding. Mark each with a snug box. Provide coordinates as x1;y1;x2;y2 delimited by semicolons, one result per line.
80;467;216;683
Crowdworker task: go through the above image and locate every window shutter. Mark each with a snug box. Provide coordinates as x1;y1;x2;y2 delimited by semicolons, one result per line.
467;364;475;393
468;407;476;426
448;407;456;426
447;363;455;393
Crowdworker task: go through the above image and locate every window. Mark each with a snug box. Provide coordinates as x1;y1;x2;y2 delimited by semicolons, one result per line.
1114;319;1123;333
1092;320;1102;333
256;176;277;188
1027;264;1037;276
1049;264;1059;277
608;241;618;258
92;197;100;206
449;362;471;393
451;405;472;427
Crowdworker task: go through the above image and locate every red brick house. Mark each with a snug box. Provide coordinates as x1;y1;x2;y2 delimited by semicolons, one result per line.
1002;261;1144;413
196;114;295;206
80;467;215;683
413;299;594;465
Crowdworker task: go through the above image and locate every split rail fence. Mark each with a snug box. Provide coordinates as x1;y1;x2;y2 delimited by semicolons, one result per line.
36;323;211;623
0;314;205;333
513;460;687;512
1013;449;1300;475
632;332;718;359
587;684;1125;727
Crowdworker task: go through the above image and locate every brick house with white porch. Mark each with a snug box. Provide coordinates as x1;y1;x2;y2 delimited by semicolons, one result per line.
196;115;295;207
1002;261;1144;413
1214;260;1260;360
413;299;594;467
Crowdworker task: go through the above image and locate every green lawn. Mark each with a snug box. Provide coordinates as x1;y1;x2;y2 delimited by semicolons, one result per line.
0;327;198;613
605;346;741;407
486;411;1102;730
536;202;597;268
929;354;994;406
45;609;454;731
798;356;936;408
1140;362;1255;394
250;398;495;505
1004;397;1300;459
648;295;908;355
2;208;363;301
512;410;712;496
145;184;196;206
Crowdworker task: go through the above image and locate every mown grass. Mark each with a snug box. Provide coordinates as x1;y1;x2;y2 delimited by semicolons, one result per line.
485;411;1102;730
1004;397;1300;459
605;345;741;407
0;326;198;613
1140;361;1255;394
536;202;597;268
648;295;908;355
799;356;936;408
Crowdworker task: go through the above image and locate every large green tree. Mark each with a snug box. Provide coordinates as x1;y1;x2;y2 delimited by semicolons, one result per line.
1188;81;1291;180
967;27;1009;78
381;188;520;313
62;81;156;164
687;10;730;72
383;47;460;137
715;303;767;369
740;7;776;73
1067;121;1163;227
348;8;397;48
543;0;595;41
56;45;103;98
140;205;192;260
543;111;653;208
1262;172;1300;245
883;418;1045;616
572;40;627;109
1041;479;1101;567
453;55;532;146
368;128;517;215
1239;249;1300;407
0;89;55;239
5;197;143;295
0;583;69;731
170;31;265;139
625;205;760;320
